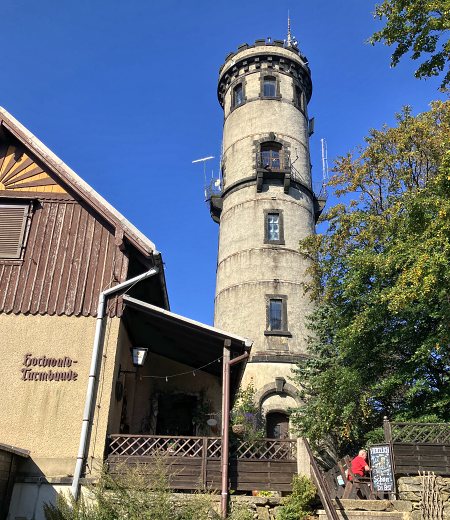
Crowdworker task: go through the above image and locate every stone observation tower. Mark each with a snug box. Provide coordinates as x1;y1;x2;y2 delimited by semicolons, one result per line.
209;34;324;437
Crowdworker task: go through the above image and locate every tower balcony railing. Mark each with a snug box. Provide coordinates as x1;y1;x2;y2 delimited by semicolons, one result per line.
256;150;290;172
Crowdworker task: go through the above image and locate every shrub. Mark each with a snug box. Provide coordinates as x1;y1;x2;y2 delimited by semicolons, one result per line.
277;475;316;520
44;458;218;520
227;502;254;520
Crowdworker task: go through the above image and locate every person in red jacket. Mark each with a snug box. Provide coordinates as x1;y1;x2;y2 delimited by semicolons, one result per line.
350;449;370;479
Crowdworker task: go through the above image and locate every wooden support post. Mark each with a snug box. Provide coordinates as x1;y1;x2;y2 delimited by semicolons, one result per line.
221;339;231;518
383;416;392;443
201;437;208;489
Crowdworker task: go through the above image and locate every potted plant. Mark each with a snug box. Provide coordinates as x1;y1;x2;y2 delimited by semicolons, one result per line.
231;382;265;442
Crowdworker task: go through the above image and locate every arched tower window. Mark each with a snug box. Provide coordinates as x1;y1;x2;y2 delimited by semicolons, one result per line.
260;142;283;170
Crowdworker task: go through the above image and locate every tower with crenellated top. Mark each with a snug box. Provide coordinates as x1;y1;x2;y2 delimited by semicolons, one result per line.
209;32;325;437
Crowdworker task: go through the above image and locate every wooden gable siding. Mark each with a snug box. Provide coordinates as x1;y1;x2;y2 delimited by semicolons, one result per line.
0;142;66;194
0;198;128;317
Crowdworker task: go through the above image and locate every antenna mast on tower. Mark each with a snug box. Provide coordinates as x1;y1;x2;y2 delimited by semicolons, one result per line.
192;155;218;201
321;138;329;196
286;11;298;48
287;11;292;47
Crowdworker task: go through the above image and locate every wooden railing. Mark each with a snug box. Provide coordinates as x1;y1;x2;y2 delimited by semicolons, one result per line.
303;438;339;520
383;419;450;476
108;435;296;461
109;434;222;458
384;419;450;444
107;435;297;492
234;438;296;460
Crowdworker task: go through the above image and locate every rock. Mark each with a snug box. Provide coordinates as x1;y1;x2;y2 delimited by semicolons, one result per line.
391;501;413;512
256;506;270;520
336;499;390;511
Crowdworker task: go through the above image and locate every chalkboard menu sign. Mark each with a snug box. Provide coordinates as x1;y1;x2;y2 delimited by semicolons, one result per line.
369;444;395;493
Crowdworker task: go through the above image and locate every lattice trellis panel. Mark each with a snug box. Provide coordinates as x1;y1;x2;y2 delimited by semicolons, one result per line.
207;438;222;458
234;439;297;461
391;423;450;444
109;436;204;457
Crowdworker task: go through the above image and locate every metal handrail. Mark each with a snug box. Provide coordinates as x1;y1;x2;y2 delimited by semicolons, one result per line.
303;438;339;520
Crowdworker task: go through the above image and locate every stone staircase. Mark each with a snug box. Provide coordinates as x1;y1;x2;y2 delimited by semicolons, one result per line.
317;499;415;520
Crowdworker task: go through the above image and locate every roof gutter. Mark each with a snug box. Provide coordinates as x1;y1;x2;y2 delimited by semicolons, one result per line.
71;267;159;500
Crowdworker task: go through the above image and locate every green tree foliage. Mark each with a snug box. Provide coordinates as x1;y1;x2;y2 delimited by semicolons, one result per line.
292;100;450;457
370;0;450;90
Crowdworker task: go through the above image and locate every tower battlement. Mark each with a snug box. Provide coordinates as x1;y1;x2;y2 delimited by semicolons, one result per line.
218;39;312;108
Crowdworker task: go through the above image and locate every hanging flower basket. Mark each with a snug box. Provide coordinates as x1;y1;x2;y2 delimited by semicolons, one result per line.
232;424;245;435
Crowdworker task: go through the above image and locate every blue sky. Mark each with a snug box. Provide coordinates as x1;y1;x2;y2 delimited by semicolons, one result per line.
2;0;445;324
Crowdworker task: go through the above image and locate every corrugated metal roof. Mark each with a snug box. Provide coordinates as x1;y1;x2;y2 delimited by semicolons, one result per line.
0;199;128;317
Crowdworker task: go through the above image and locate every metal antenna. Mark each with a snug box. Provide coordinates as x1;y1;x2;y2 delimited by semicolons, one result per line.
192;155;214;187
321;138;329;195
287;11;292;47
192;156;215;200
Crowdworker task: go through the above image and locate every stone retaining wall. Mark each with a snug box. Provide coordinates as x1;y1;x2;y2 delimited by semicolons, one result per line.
230;496;283;520
397;476;450;518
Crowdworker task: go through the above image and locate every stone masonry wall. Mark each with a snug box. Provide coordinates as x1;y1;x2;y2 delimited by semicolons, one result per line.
398;476;450;519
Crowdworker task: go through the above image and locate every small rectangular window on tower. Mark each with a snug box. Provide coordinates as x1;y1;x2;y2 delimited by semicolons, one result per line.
269;299;283;330
263;77;277;97
233;83;244;108
267;213;279;241
264;209;284;245
265;294;290;337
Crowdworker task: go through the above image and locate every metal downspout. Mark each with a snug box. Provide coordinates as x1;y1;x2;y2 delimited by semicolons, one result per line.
71;267;159;500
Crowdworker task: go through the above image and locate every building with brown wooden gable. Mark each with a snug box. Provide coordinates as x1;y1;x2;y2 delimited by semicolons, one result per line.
0;108;255;520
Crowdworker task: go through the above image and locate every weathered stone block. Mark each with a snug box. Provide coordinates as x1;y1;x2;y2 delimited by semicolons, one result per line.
391;500;413;512
256;505;270;520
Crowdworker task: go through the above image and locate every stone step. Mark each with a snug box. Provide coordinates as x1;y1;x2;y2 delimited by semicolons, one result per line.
317;512;403;520
317;499;413;520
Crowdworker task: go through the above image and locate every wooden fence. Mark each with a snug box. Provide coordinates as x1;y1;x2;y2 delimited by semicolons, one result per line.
384;419;450;476
107;435;297;492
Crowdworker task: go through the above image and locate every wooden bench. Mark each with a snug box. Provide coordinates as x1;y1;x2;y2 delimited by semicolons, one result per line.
338;455;373;499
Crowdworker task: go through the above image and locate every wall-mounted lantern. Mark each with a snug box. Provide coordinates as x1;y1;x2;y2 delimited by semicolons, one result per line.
118;347;149;378
131;347;148;367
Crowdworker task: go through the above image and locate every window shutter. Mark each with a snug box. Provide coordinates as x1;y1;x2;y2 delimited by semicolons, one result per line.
0;204;28;259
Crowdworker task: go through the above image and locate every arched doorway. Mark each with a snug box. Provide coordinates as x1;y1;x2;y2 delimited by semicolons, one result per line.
266;411;289;439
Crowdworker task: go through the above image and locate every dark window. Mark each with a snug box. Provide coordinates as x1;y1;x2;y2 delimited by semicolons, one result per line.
263;76;277;97
156;394;198;436
266;412;289;439
233;83;244;108
295;86;303;110
265;294;290;336
0;203;28;259
269;299;283;330
260;142;283;170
